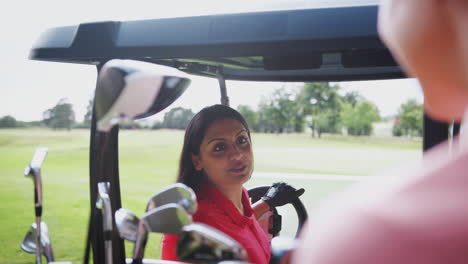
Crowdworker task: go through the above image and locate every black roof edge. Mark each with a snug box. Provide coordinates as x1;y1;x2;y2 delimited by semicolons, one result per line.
30;5;405;82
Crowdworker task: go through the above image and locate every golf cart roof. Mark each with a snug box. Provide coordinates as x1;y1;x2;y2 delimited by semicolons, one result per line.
30;5;404;82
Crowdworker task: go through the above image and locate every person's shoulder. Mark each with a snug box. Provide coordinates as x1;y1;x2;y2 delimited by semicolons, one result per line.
291;177;418;264
292;141;468;264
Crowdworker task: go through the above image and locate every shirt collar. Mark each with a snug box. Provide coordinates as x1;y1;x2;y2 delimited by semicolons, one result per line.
197;182;254;227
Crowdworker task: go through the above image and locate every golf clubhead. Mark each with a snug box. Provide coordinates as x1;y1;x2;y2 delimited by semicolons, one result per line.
96;182;112;233
96;182;113;264
21;222;55;263
115;208;140;242
176;223;248;263
23;147;48;264
24;147;48;216
24;147;48;175
95;59;191;132
146;183;197;214
141;204;192;234
133;188;196;264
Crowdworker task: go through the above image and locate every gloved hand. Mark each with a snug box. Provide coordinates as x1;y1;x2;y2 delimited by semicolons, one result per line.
261;182;305;208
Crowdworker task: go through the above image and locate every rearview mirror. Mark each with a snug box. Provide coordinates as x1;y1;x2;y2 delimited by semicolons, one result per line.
95;59;191;132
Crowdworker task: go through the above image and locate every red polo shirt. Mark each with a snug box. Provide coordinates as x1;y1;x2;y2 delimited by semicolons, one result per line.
161;183;271;264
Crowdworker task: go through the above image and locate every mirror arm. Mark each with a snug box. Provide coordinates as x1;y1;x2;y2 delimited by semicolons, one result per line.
216;66;229;106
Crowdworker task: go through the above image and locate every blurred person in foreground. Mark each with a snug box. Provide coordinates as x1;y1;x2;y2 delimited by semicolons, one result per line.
292;1;468;263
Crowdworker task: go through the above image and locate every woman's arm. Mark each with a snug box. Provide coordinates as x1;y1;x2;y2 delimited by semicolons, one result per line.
253;200;271;220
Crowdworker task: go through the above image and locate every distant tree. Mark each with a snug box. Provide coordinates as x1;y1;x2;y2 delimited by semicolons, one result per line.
162;107;194;129
237;105;259;132
17;120;42;128
0;115;17;128
313;109;338;137
392;118;404;137
260;88;298;133
340;101;380;136
83;98;93;127
296;82;342;137
151;120;164;130
342;91;363;107
256;102;277;133
393;99;423;137
42;98;75;130
293;114;305;133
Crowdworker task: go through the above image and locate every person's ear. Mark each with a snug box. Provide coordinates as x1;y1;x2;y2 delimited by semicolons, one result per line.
191;153;203;171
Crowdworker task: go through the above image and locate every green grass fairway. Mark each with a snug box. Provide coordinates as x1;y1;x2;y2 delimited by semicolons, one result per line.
0;129;421;263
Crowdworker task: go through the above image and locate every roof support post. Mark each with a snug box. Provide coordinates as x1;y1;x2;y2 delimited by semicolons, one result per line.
423;112;448;152
422;112;460;153
216;67;230;106
423;110;460;152
84;63;125;264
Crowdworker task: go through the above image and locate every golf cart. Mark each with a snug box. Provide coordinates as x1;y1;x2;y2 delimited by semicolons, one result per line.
28;3;457;264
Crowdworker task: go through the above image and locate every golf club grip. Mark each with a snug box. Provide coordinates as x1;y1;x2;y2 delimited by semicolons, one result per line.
35;218;42;264
133;230;149;263
105;240;113;264
35;204;42;217
33;170;42;217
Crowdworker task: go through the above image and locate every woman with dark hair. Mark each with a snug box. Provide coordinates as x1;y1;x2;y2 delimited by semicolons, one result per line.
161;104;304;264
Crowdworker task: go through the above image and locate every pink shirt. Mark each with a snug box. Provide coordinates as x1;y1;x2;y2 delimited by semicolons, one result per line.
292;119;468;264
162;183;271;264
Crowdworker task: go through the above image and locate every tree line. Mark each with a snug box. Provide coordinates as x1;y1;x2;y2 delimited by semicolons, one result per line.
237;83;382;137
0;98;75;129
0;82;423;137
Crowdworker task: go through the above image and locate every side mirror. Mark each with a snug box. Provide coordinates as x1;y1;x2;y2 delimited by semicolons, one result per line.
95;59;191;132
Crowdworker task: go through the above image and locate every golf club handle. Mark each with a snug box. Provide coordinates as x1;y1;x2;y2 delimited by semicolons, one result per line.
97;182;113;233
105;240;113;264
35;217;42;264
132;227;149;262
96;182;113;264
36;253;42;264
35;204;42;217
101;198;113;264
103;201;113;233
33;171;43;217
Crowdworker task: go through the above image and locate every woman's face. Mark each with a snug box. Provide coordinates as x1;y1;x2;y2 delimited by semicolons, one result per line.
191;118;253;188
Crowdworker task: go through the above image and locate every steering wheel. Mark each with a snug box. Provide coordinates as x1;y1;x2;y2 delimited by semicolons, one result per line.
248;186;307;238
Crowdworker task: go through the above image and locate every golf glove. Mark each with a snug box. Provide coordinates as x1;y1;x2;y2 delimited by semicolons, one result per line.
261;182;305;208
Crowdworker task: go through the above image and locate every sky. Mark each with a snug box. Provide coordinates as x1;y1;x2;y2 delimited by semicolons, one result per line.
0;0;423;123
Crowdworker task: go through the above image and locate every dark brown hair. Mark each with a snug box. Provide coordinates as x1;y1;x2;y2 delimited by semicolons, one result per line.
176;104;251;190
